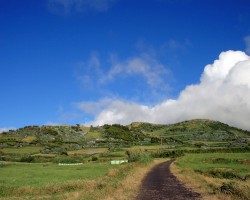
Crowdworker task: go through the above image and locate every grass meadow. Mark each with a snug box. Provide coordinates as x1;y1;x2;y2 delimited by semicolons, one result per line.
0;159;160;200
1;146;42;154
172;153;250;200
0;162;114;187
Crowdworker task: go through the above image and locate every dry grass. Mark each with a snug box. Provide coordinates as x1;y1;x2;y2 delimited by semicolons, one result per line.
58;159;167;200
67;148;108;155
170;161;250;200
32;153;56;158
102;159;167;200
0;159;167;200
21;136;37;143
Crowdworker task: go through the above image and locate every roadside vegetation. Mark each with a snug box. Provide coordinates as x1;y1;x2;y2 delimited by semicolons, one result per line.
0;119;250;199
0;159;161;200
172;153;250;200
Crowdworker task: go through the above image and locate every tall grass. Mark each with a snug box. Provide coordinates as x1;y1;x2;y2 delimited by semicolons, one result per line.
126;148;152;163
171;153;250;200
0;160;161;200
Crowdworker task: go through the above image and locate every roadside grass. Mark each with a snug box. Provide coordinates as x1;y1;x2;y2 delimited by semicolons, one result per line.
58;159;165;200
171;153;250;200
1;146;42;154
0;159;163;200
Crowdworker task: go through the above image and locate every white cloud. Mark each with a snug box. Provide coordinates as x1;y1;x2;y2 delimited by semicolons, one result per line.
75;52;172;102
79;50;250;130
75;98;113;115
100;53;170;89
76;53;103;89
48;0;116;14
45;122;62;126
0;127;16;133
244;36;250;55
201;51;248;83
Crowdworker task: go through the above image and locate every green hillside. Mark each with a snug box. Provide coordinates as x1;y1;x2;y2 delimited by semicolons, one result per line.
1;119;249;200
129;119;250;147
0;119;249;162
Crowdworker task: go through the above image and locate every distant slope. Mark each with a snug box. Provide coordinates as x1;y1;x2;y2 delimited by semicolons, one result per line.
128;119;250;146
130;119;250;137
1;119;249;149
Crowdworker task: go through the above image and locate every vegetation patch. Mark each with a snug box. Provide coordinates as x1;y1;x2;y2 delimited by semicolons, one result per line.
0;160;159;200
67;148;108;156
126;148;152;163
173;153;250;200
1;119;250;199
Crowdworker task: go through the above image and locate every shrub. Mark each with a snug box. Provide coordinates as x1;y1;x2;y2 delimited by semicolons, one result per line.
208;170;241;180
126;148;152;163
60;151;68;156
20;155;34;163
151;150;184;158
91;156;98;161
220;182;242;196
194;142;204;148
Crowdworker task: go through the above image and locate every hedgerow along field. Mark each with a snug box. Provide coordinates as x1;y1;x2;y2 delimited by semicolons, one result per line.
172;153;250;200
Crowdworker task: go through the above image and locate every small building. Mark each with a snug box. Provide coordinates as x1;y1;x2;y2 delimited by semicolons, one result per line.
110;160;128;165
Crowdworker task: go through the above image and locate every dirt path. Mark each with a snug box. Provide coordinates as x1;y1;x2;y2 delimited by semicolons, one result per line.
136;160;201;200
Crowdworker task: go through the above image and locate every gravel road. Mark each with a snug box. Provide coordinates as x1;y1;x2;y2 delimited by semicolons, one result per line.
136;160;201;200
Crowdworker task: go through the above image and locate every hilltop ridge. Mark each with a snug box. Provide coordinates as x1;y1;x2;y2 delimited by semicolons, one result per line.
1;119;249;149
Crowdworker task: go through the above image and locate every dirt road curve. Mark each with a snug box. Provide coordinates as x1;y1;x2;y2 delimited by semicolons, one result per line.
136;160;201;200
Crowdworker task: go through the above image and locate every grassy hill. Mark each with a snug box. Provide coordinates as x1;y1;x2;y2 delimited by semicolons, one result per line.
129;119;250;147
0;119;249;161
1;119;249;200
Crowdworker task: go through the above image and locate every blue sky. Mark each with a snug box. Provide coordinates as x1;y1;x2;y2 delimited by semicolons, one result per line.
1;0;250;130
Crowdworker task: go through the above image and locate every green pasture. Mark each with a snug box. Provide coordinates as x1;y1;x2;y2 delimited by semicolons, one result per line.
83;131;102;139
1;146;42;154
67;148;108;155
176;153;250;179
0;162;116;188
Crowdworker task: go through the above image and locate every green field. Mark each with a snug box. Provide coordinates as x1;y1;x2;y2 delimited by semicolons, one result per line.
1;146;42;154
0;160;152;200
174;153;250;200
1;119;250;199
176;153;250;176
0;161;124;199
0;162;115;187
67;148;108;155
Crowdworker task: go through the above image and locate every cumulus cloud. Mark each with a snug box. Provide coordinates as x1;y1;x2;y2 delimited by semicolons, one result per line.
48;0;117;14
100;53;170;89
76;52;172;102
79;50;250;130
45;122;62;126
75;98;113;115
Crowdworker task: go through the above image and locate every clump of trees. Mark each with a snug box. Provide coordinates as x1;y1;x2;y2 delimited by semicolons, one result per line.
126;148;152;163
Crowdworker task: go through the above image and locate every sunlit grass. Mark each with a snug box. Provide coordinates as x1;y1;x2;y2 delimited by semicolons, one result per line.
0;160;160;200
172;153;250;200
0;162;115;187
67;148;108;155
1;146;42;154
